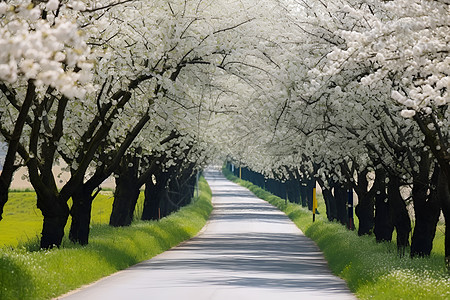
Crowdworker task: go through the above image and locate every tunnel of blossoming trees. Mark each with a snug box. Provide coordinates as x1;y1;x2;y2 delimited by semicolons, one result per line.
0;0;448;268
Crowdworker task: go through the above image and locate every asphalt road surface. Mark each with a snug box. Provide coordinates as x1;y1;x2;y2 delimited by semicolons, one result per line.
59;168;356;300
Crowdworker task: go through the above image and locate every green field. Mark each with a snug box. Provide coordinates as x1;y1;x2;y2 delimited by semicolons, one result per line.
0;178;213;299
223;168;450;300
0;190;141;248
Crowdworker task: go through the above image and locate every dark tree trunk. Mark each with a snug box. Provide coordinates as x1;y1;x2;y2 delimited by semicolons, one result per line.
334;184;349;226
0;185;8;222
355;195;375;236
142;178;162;221
159;188;171;218
69;186;98;245
323;188;336;221
268;179;284;199
286;178;300;204
266;178;278;197
354;170;375;236
185;169;197;202
317;177;336;221
142;169;170;221
109;155;141;227
166;164;195;214
299;183;308;207
373;169;394;242
167;176;182;214
37;193;70;249
254;171;265;189
411;158;441;258
437;169;450;270
306;179;315;211
184;174;197;204
109;175;140;227
387;173;411;257
0;80;36;221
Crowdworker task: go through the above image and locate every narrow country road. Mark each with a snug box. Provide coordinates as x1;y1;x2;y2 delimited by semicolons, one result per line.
59;168;356;300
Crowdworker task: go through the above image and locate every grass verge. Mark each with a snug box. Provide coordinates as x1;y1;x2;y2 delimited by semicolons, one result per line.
0;177;213;300
222;168;450;300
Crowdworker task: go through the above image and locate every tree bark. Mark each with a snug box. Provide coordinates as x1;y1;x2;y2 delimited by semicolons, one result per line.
334;184;349;226
354;170;375;236
306;178;315;211
387;173;411;257
109;176;140;227
0;186;8;222
437;168;450;270
142;168;170;221
37;193;70;249
69;186;99;245
0;80;36;220
286;178;300;204
373;169;394;242
355;195;375;236
411;158;441;257
109;155;141;227
317;177;336;221
299;183;308;207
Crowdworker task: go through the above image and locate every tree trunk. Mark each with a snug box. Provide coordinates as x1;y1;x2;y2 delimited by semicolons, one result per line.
286;178;300;204
323;188;336;221
167;165;195;214
167;177;181;214
142;178;162;221
109;175;140;226
0;184;8;222
355;195;375;236
306;179;315;211
142;169;170;221
354;170;375;236
334;184;349;226
317;177;336;221
37;193;70;249
299;183;308;207
411;160;441;258
387;173;411;257
0;80;36;221
437;168;450;270
69;186;98;245
159;188;171;218
182;171;197;205
109;153;145;226
373;169;394;242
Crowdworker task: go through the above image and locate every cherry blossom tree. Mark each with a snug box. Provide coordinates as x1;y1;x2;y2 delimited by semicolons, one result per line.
0;0;92;223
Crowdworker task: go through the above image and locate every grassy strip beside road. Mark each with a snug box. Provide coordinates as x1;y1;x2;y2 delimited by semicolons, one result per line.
0;177;213;300
223;168;450;300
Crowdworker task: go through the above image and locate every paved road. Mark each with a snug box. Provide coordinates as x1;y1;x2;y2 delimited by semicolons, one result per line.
60;169;356;300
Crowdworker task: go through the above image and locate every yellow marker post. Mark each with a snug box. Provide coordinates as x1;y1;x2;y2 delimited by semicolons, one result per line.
312;187;317;222
239;167;242;179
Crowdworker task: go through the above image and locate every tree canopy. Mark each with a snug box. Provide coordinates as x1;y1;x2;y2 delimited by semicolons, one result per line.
0;0;448;266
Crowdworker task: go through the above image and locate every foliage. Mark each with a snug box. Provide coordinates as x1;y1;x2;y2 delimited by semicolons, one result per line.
223;168;450;299
0;177;212;300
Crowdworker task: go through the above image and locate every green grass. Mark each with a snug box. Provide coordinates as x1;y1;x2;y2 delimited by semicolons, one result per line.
0;177;213;299
0;189;146;248
223;168;450;300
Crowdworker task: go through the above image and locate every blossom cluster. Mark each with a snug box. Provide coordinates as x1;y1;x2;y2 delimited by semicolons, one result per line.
0;0;92;98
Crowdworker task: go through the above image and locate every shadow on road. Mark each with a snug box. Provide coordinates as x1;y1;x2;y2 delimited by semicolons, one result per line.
131;232;348;293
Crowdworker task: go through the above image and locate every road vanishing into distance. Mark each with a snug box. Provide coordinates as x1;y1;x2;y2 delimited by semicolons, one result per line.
59;168;356;300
